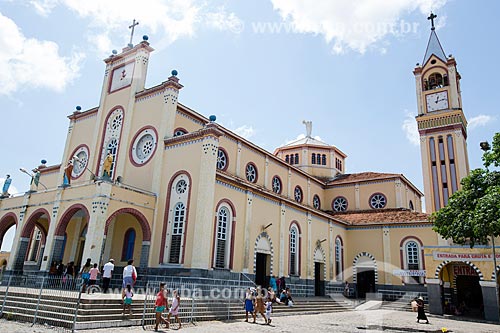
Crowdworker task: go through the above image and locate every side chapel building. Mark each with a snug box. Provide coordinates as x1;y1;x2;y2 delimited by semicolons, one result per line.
0;16;498;321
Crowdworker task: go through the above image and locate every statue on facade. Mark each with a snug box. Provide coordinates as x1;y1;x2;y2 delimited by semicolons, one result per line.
302;120;312;138
1;175;12;198
102;151;114;180
63;159;74;186
30;168;41;192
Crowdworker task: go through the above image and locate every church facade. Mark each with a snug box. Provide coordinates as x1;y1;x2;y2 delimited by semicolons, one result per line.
0;16;498;321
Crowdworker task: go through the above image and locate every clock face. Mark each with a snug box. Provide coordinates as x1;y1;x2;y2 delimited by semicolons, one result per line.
426;91;449;112
109;62;135;93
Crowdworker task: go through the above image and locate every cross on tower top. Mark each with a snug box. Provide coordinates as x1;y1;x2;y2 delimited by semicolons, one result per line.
128;19;139;46
427;12;437;30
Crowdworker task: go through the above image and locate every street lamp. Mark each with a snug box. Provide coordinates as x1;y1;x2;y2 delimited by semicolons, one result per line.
72;155;97;180
480;141;499;309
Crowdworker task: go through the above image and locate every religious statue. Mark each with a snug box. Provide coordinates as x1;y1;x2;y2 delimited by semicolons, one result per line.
102;152;114;179
1;175;12;198
63;159;74;186
30;168;41;192
303;120;312;138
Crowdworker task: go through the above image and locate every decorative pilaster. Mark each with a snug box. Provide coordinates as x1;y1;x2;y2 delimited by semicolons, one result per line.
236;142;242;178
382;227;392;285
40;190;64;271
242;191;254;272
355;184;360;210
307;212;312;279
190;131;219;269
278;203;286;277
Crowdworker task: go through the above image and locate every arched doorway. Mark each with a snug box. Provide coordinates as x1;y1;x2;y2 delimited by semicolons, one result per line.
0;213;17;252
314;247;326;296
53;205;89;269
353;252;377;299
439;261;484;318
103;208;151;268
14;209;50;272
254;232;273;288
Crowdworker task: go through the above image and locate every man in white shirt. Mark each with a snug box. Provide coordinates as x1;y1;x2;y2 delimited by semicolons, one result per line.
102;259;114;293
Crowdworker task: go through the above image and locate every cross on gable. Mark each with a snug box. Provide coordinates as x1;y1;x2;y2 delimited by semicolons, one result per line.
128;19;139;46
427;12;437;30
120;69;127;80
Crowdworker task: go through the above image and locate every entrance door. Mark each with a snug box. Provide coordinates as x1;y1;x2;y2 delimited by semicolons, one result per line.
456;275;483;317
357;269;375;298
315;262;325;296
255;253;269;288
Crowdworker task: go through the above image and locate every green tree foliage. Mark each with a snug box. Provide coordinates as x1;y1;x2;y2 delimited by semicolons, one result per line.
432;133;500;247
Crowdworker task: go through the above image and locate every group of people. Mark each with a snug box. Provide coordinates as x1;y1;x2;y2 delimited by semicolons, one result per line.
154;282;182;331
243;276;295;326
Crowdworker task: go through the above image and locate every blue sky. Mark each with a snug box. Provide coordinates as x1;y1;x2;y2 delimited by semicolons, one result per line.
0;0;498;249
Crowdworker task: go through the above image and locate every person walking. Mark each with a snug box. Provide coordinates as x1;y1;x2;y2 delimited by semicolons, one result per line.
122;259;137;289
416;296;429;324
88;263;100;292
168;289;182;329
122;284;134;316
254;287;267;324
102;259;114;293
154;282;169;331
244;287;256;323
265;296;273;325
80;258;92;293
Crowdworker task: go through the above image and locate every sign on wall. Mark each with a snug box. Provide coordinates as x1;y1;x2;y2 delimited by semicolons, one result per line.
452;264;478;276
432;251;500;262
393;269;426;277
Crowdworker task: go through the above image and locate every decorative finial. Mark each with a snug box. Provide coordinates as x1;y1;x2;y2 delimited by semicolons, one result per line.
112;49;118;55
302;120;312;138
75;105;82;111
427;12;437;30
128;19;139;47
171;69;178;76
209;115;216;122
142;35;149;41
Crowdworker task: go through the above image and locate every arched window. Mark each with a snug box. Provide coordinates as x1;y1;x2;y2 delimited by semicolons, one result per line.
28;227;43;262
322;154;326;165
428;72;443;89
98;108;123;179
163;174;191;264
311;153;316;164
214;205;233;269
402;239;423;284
335;237;343;281
289;224;300;275
285;155;289;163
121;228;136;261
295;153;299;164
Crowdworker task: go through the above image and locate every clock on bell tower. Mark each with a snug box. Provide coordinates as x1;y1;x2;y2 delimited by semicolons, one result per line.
414;13;470;213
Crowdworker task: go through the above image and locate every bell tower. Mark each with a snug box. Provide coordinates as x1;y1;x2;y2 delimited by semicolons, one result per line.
414;13;470;213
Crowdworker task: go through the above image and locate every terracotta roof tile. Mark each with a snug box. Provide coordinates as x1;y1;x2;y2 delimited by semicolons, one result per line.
328;172;400;185
331;208;430;225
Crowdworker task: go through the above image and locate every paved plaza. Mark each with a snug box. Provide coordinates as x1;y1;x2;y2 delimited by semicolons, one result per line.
1;309;499;332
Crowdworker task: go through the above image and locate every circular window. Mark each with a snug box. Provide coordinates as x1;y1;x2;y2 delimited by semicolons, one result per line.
332;196;348;212
245;163;258;183
272;176;282;194
313;195;321;209
131;127;158;166
294;186;303;203
176;179;187;194
71;145;89;178
369;193;387;209
217;148;228;170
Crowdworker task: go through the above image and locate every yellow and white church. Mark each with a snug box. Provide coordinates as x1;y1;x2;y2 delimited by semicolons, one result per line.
0;17;498;321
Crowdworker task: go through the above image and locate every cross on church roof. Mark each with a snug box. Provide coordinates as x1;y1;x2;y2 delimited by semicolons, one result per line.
427;12;437;30
128;19;139;46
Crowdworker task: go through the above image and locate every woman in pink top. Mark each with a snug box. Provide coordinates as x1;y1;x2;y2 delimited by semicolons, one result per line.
88;263;100;292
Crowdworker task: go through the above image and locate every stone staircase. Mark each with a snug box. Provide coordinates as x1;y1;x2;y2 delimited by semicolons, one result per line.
0;288;352;330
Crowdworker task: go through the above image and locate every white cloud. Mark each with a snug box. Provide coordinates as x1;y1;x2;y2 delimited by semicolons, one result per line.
270;0;448;54
0;12;84;95
232;125;256;140
468;114;495;130
29;0;242;55
402;110;420;146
